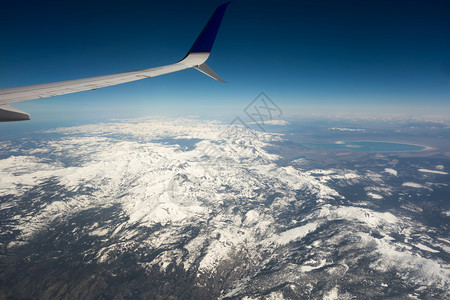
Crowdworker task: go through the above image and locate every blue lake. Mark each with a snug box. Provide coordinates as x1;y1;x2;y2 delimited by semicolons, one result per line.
301;141;426;152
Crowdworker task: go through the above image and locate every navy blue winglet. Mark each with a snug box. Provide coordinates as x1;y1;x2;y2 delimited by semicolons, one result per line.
186;1;232;55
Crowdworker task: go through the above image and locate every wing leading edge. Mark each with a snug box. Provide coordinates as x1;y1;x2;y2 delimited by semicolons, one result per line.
0;1;232;122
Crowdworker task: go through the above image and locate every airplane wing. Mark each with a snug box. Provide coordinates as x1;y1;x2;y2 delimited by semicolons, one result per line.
0;1;232;122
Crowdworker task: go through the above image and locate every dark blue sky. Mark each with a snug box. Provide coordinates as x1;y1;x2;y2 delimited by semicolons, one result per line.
1;0;449;123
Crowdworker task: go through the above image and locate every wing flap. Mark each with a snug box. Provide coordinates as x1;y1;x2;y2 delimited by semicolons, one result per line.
0;104;30;122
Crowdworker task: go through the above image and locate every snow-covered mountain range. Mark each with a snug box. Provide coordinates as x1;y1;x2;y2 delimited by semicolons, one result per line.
0;117;448;299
